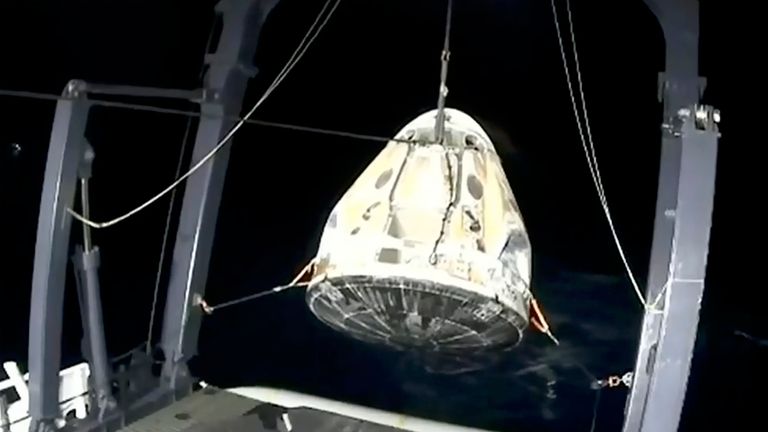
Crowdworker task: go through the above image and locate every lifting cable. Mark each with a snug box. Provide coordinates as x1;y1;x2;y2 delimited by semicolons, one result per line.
529;294;630;432
145;16;220;355
548;3;658;421
549;0;668;312
433;0;453;144
195;259;317;315
0;88;431;146
47;0;343;230
521;0;664;404
429;0;455;266
589;388;602;432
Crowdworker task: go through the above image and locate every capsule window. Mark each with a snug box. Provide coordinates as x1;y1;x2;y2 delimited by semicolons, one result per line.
375;168;393;189
466;174;484;200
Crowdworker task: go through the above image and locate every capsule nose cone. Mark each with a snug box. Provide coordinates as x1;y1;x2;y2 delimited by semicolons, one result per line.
405;108;495;149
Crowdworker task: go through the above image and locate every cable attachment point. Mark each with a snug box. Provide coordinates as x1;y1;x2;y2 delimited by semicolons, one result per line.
592;372;633;389
439;83;449;98
542;328;560;346
433;0;454;145
193;294;214;315
530;297;560;346
64;79;87;98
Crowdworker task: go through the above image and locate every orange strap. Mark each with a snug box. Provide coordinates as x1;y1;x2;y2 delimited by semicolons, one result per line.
291;259;317;284
530;297;560;345
530;298;550;332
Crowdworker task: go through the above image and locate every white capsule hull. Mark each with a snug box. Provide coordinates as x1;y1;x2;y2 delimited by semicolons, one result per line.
307;108;532;352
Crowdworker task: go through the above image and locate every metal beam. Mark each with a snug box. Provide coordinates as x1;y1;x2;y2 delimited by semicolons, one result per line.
159;0;280;388
623;107;719;432
647;0;703;119
27;80;91;431
74;82;205;102
624;2;719;431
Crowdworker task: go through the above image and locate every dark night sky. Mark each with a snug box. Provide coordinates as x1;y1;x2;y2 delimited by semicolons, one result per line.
1;0;764;431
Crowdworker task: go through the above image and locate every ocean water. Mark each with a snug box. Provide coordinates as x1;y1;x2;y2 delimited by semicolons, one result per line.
192;264;639;431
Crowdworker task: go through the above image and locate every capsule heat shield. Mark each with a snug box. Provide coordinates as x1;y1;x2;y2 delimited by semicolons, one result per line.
308;275;528;352
307;108;532;353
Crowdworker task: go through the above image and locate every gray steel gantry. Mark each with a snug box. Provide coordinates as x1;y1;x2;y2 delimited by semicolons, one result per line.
23;0;718;431
26;1;278;431
623;1;720;431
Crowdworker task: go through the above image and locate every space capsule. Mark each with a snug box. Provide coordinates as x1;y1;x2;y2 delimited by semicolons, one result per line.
306;108;531;353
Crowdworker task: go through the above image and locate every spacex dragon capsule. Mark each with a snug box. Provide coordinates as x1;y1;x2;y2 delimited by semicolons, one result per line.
306;108;531;354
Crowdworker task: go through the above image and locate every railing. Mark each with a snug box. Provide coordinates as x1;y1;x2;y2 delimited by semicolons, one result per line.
0;362;90;432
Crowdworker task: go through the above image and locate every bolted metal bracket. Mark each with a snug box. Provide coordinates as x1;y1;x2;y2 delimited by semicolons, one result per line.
78;143;95;181
63;80;88;99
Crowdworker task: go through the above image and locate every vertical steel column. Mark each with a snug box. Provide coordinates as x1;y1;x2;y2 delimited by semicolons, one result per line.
623;1;718;431
27;80;90;431
159;0;279;387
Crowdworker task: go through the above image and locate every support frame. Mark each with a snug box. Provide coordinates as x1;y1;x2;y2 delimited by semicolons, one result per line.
623;1;720;431
27;81;91;429
25;1;279;430
158;0;280;389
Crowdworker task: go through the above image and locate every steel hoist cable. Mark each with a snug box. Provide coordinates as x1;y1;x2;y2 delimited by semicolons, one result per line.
549;0;667;311
429;0;456;266
195;260;316;314
145;17;220;355
0;88;433;145
62;0;343;230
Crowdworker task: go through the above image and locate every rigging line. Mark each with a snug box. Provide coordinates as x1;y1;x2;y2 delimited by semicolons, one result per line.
145;19;219;355
0;88;430;145
429;149;455;265
735;330;768;347
576;360;599;385
549;0;599;201
532;306;601;388
531;310;599;386
267;0;336;92
429;0;455;264
530;297;560;346
550;0;649;309
565;0;606;201
64;0;342;230
434;0;453;143
563;0;646;309
198;259;316;314
248;0;342;117
530;296;617;390
203;282;309;313
589;387;601;432
144;115;191;354
0;89;61;102
110;343;146;363
168;0;337;353
555;344;600;395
